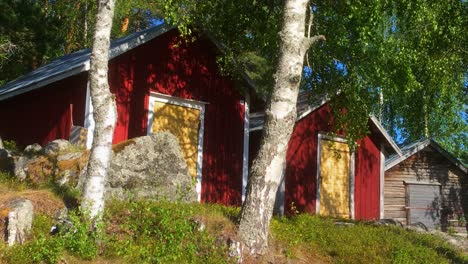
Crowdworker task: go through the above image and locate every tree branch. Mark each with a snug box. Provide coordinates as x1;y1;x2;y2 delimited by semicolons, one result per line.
303;34;326;52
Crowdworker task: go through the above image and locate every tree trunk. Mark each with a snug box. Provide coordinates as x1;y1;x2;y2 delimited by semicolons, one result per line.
237;0;324;255
81;0;117;219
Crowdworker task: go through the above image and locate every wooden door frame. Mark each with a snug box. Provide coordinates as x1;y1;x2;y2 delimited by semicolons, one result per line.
147;92;206;201
316;133;355;219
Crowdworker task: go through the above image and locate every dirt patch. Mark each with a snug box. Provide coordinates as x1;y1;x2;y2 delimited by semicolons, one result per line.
0;188;65;238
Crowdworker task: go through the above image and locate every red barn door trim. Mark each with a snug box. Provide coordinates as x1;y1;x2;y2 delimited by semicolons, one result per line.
316;133;356;219
147;92;206;201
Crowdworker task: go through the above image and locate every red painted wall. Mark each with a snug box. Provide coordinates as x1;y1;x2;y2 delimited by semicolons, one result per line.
285;104;334;214
354;134;381;220
0;29;245;206
107;29;245;206
0;73;87;147
279;104;382;220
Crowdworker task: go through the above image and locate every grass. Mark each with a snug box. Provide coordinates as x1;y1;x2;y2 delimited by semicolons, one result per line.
271;214;468;264
0;177;467;263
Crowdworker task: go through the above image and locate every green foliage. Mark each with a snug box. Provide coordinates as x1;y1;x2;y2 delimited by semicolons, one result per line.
2;140;18;152
3;214;62;264
0;171;28;190
103;200;230;263
1;201;466;263
0;0;64;84
271;214;467;264
60;210;100;260
4;235;64;264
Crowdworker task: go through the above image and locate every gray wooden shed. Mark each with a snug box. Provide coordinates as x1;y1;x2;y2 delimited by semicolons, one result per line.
384;139;467;231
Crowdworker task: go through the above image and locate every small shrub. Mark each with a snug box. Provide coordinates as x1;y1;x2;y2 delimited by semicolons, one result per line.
3;140;19;153
60;210;100;260
3;235;64;264
103;200;231;263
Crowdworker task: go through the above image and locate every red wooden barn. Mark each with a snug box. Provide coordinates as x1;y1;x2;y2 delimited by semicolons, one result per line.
0;24;254;206
249;92;402;220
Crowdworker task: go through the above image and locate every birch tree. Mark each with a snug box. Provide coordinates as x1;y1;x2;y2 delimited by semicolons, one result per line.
237;0;324;255
81;0;117;219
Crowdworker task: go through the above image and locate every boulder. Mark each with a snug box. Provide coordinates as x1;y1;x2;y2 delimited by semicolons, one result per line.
12;156;29;181
43;139;72;156
105;132;197;202
6;198;34;246
24;143;43;155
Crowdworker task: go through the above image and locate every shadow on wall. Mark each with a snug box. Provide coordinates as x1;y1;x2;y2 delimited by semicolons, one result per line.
319;187;349;218
406;149;464;231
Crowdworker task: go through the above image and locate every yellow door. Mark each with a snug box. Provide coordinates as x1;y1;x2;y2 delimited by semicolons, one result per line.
319;139;351;218
152;101;201;179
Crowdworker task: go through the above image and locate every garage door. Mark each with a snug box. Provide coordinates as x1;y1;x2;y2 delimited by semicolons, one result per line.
406;183;441;229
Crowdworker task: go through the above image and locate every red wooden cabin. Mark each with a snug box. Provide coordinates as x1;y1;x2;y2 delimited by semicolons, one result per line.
249;93;402;220
0;25;254;206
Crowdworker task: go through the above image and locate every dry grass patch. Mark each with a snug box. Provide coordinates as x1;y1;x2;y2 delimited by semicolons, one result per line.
0;182;65;238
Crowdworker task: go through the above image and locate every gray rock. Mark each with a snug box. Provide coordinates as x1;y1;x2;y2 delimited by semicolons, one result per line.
24;143;42;155
12;156;29;180
43;139;72;156
335;221;355;227
57;151;83;162
0;136;3;149
7;198;34;246
105;132;197;202
57;170;75;186
406;222;428;232
377;219;404;227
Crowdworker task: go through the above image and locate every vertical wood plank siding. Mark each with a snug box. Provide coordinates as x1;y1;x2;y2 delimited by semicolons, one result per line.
385;147;468;229
355;135;381;219
0;29;245;207
280;104;382;219
108;30;245;206
0;73;88;147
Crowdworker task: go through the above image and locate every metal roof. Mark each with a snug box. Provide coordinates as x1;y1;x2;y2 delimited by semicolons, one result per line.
0;24;175;101
249;91;402;156
385;138;467;173
249;90;329;131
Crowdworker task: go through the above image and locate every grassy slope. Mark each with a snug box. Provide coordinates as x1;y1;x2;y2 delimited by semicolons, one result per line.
0;175;467;264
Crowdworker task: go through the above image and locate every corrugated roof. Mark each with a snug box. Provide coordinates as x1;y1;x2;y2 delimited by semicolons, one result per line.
385;138;467;173
0;24;175;101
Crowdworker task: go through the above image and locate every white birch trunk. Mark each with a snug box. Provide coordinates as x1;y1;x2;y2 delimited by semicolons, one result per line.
81;0;117;219
238;0;324;255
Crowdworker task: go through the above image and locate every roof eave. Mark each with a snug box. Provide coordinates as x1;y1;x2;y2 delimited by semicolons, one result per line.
369;115;403;157
384;139;467;174
0;24;175;102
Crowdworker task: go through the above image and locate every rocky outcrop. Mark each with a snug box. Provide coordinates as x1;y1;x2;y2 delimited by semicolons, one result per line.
105;132;197;202
3;133;197;203
43;139;73;156
24;144;42;155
